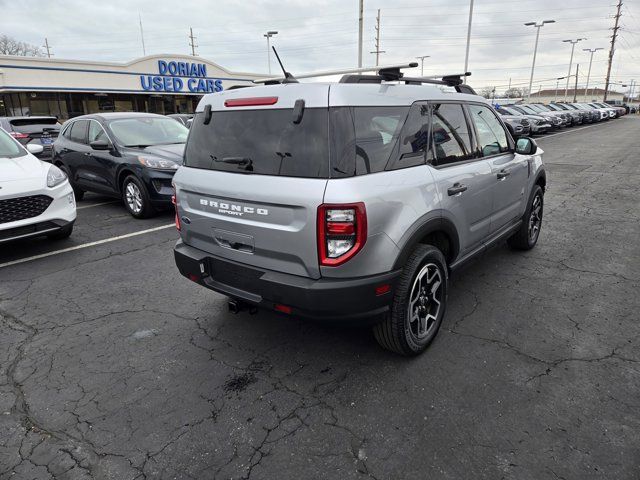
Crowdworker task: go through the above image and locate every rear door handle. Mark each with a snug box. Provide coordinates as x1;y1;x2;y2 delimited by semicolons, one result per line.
447;183;468;196
497;169;511;180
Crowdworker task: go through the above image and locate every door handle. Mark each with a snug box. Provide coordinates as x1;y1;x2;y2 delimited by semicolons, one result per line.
497;169;511;180
447;183;468;196
84;152;91;156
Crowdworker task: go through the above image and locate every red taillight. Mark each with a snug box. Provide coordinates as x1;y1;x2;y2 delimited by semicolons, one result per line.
171;191;181;231
274;304;292;314
317;203;367;267
224;97;278;107
9;132;29;139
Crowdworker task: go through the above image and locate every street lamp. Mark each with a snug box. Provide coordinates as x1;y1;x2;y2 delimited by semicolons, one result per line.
555;77;566;102
416;55;430;76
525;20;555;102
264;31;278;74
583;47;604;101
562;38;586;101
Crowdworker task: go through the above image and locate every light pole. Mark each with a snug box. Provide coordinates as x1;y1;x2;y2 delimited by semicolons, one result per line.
525;20;555;102
264;31;278;74
582;47;603;101
562;38;585;101
555;77;565;102
463;0;474;83
416;55;430;76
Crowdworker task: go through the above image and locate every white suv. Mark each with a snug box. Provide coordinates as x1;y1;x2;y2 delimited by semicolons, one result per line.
0;128;76;243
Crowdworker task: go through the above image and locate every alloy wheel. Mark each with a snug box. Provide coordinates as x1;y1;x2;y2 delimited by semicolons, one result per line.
528;193;543;242
125;181;143;214
407;263;443;339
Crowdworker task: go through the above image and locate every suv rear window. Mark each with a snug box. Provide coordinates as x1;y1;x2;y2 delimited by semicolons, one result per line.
185;108;330;178
9;117;60;134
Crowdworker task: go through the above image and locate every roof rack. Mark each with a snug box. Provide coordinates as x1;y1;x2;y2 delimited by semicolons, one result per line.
253;63;476;94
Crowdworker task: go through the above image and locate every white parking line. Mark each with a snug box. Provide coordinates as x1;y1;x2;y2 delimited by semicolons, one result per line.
537;120;618;140
0;224;175;269
76;201;118;210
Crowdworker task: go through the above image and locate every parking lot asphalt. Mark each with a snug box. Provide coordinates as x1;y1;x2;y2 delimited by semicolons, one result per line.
1;117;639;480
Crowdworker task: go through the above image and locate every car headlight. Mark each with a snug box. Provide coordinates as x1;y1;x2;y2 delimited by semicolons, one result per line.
531;119;539;125
47;164;67;188
138;156;180;170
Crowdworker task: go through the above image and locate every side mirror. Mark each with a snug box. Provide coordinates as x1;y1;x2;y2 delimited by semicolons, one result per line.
26;144;44;155
515;137;538;155
90;140;112;151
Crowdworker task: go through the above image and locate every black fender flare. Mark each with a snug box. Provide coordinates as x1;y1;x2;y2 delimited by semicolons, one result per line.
392;215;460;270
534;168;546;190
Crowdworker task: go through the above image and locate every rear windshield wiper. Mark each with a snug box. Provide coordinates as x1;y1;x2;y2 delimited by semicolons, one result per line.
212;156;253;171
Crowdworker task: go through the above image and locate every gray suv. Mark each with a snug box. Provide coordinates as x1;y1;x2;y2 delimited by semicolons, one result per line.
173;67;546;355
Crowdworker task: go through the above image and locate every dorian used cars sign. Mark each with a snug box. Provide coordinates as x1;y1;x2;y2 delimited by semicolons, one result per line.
140;60;224;93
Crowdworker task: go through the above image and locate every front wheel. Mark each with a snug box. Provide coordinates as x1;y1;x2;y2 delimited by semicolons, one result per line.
373;245;448;356
508;185;544;250
122;175;156;219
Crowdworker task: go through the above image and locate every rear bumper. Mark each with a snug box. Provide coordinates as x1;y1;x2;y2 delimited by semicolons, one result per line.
174;240;400;322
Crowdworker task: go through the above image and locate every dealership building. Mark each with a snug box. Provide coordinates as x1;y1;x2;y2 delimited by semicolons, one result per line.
0;54;263;119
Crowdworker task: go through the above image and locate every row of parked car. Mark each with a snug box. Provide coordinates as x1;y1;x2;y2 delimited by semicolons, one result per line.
495;101;628;137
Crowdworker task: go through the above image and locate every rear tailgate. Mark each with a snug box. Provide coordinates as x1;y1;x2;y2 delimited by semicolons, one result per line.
174;84;331;280
175;171;326;278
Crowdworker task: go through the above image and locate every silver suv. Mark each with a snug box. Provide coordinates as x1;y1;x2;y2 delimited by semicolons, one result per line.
172;66;546;355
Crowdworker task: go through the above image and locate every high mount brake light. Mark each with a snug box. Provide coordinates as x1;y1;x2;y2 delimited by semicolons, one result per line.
224;97;279;107
317;203;367;267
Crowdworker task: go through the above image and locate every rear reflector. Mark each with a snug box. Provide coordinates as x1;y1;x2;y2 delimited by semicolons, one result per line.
224;97;278;107
375;284;391;296
188;273;199;282
274;304;292;314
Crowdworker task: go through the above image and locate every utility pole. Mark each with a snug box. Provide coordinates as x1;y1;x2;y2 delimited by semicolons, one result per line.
416;55;430;76
562;38;585;101
188;27;198;56
139;14;146;56
573;64;579;102
583;47;603;101
463;0;474;83
358;0;363;69
604;0;622;101
370;9;385;66
43;38;52;58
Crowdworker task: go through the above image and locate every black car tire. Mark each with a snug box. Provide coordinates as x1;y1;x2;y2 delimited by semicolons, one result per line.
47;224;73;240
508;185;544;250
373;245;448;356
122;175;156;219
57;164;84;201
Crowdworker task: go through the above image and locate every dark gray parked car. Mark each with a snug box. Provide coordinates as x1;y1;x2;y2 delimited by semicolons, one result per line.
0;116;61;161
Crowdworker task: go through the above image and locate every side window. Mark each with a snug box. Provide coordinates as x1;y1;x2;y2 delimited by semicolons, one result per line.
388;103;430;170
468;104;509;157
329;106;408;177
69;120;88;144
88;121;108;143
62;123;73;139
430;103;473;167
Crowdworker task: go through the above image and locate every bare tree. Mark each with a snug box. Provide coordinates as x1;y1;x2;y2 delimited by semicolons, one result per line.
0;34;45;56
504;87;528;98
479;86;496;99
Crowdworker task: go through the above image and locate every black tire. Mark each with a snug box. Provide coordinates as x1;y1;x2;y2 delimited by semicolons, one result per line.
58;164;84;201
121;175;156;219
507;185;544;250
373;245;448;356
47;224;73;240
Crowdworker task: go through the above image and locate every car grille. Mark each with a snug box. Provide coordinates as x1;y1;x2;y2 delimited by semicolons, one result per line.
0;195;53;224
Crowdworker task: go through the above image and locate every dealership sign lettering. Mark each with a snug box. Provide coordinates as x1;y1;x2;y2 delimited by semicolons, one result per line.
140;60;223;93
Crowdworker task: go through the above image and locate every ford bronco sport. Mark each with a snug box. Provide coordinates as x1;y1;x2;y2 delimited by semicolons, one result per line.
173;64;546;355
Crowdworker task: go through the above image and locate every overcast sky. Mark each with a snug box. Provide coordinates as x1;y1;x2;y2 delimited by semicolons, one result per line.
1;0;639;93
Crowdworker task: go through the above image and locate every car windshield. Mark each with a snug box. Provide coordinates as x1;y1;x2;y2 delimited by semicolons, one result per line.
0;129;25;159
108;117;189;147
502;106;522;115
